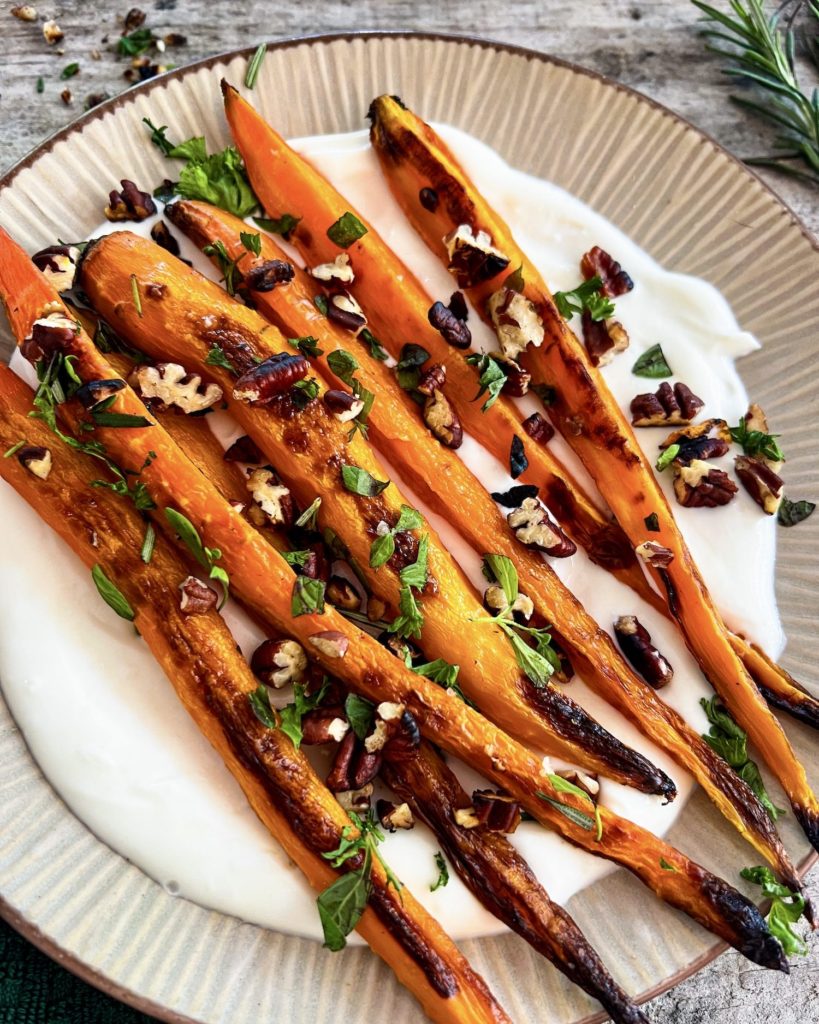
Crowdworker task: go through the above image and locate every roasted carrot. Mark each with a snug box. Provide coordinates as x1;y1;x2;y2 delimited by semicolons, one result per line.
0;227;787;967
0;364;511;1024
156;198;799;887
365;94;819;851
77;228;672;799
730;635;819;731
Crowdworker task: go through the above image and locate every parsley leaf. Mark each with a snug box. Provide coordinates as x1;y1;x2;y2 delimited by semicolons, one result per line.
254;212;301;239
204;345;236;373
341;465;390;496
730;418;784;463
327;212;368;248
240;230;262;257
203;239;244;296
740;865;808;956
632;344;673;379
389;585;424;639
430;852;449;891
482;554;518;607
398;534;429;591
317;863;371;952
117;27;155;57
164;508;230;608
289;336;323;358
248;683;277;729
369;504;423;568
91;564;135;621
466;352;507;412
553;276;614;322
278;680;330;749
359;327;388;361
291;576;326;617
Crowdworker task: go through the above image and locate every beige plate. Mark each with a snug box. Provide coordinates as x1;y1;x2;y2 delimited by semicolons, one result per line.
0;31;817;1024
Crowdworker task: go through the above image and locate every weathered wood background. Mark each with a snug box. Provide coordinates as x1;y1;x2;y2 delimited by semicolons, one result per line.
1;2;817;1022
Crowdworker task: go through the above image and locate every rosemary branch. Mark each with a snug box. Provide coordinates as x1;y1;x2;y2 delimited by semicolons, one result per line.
691;0;819;183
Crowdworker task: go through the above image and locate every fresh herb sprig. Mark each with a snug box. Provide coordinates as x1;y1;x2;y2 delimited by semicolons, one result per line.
369;505;423;568
326;349;375;439
730;416;785;462
466;352;507;412
740;864;809;954
691;0;819;183
553;276;615;322
164;508;230;608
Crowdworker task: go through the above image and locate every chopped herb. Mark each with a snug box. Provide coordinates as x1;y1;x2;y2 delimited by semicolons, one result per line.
90;410;152;429
388;584;424;639
162;136;258;217
547;773;603;841
644;512;660;532
632;344;672;379
537;791;597;833
430;852;449;891
91;564;135;621
553;276;614;322
29;351;81;431
483;554;519;607
466;352;507;412
327;211;368;248
240;230;262;256
292;377;320;409
395;344;430;394
3;441;26;459
140;522;156;564
36;77;44;94
60;62;80;79
325;350;373;437
278;680;330;749
164;508;230;608
281;548;313;570
510;435;527;479
204;345;236;373
341;464;389;497
291;575;326;616
254;212;301;239
327;349;359;386
359;328;388;361
130;273;143;317
314;294;329;317
701;696;785;821
295;495;321;530
143;117;174;156
655;444;680;472
345;693;375;740
244;42;266;89
248;683;276;729
289;335;323;358
729;418;785;464
490;484;538;508
740;865;808;956
369;504;423;568
413;658;473;706
203;239;244;296
778;497;815;528
398;533;429;591
660;857;678;872
117;27;155;57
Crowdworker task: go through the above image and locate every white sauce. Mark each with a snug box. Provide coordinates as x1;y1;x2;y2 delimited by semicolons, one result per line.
0;126;783;943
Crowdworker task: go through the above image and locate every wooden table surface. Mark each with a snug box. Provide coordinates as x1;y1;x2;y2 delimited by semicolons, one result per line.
1;2;817;1022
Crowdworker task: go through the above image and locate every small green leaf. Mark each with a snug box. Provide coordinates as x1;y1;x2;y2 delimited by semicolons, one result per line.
282;549;313;570
536;792;596;832
482;554;519;607
655;444;680;472
466;352;507;412
632;344;672;379
291;576;326;616
327;211;368;248
388;584;424;639
729;418;784;463
289;336;323;358
327;349;359;387
553;276;614;322
369;531;396;569
91;410;153;429
295;495;321;530
244;42;267;89
740;865;808;956
91;564;135;621
61;62;80;80
345;693;375;740
316;863;371;951
36;76;44;94
341;465;389;497
254;212;301;239
165;508;209;568
248;684;276;728
240;230;262;256
644;512;660;532
204;345;235;373
398;534;429;591
777;497;815;528
660;857;678;872
359;327;388;361
430;852;449;891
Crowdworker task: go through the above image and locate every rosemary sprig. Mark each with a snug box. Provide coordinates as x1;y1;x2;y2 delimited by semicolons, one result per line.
691;0;819;183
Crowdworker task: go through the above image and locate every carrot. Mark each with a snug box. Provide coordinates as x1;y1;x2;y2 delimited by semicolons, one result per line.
78;228;672;798
0;364;510;1024
0;225;787;967
365;94;819;852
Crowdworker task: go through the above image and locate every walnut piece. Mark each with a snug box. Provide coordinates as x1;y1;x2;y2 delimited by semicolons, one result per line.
133;362;222;413
246;468;293;525
487;288;544;361
443;224;510;287
310;253;354;284
507;497;576;557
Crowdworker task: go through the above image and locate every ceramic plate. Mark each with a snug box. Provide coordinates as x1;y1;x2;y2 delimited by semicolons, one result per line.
1;31;817;1024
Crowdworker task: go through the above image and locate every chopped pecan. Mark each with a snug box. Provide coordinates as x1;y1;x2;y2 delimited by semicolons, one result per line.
251;638;308;688
631;381;704;427
555;769;600;800
22;310;78;363
310;253;354;284
507;497;576;557
150;221;181;257
487;288;544;361
308;630;350;659
735;455;784;515
660;418;732;449
11;6;38;21
327;291;366;333
614;615;673;689
124;7;146;30
16;445;52;480
377;800;415;832
428;300;471;350
416;363;447;397
418;365;463;449
233;352;308;403
133;362;222;413
326;731;381;793
471;790;522;833
636;540;674;567
245;260;295;292
336;786;374;814
582;310;629;367
493;352;531;397
673;460;738;508
178;577;217;615
447;291;469;322
104;179;156;222
522;412;554;445
323;389;364;423
671;435;729;465
299;711;350;745
246;467;293;526
483;583;534;624
443;224;510;287
580;246;634;297
326;575;361;612
224;434;263;464
31;244;80;293
75;378;125;410
42;19;63;43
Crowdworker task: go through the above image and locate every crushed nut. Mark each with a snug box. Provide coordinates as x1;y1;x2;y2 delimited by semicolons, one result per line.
326;574;361;612
323;389;364;423
581;311;629;367
31;244;80;293
250;638;308;688
631;382;704;427
522;412;554;445
444;224;510;287
133;362;222;413
104;179;156;222
364;719;389;753
673;460;737;508
471;790;522;833
179;576;217;615
311;253;354;284
487;288;545;361
483;583;534;624
233;352;308;403
580;246;634;297
224;434;263;464
735;455;784;515
60;88;73;105
75;378;126;410
326;291;366;334
636;540;674;567
427;299;471;349
418;364;463;449
507;497;576;557
493;352;531;397
308;630;350;659
377;701;405;722
614;615;673;689
246;467;293;525
11;6;38;21
42;19;63;43
377;800;415;832
556;769;600;800
454;806;482;829
16;445;52;480
21;310;79;364
336;785;374;814
245;260;295;292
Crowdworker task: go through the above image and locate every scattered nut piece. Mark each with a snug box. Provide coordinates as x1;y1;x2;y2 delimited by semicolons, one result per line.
580;246;634;297
427;299;471;349
326;575;361;612
636;540;674;568
21;311;79;364
659;418;732;450
483;583;534;623
336;785;374;814
326;291;366;334
245;260;295;292
323;389;364;423
60;88;72;105
16;445;52;479
522;412;554;445
133;362;222;413
582;310;629;367
123;7;146;31
246;468;293;526
43;19;63;43
311;253;354;284
735;455;784;515
12;6;38;21
224;434;263;464
377;701;405;722
631;382;704;427
364;719;389;753
31;244;81;293
493;352;531;397
150;221;180;257
614;615;673;689
454;806;481;829
443;224;510;287
104;179;156;222
507;497;576;557
250;638;307;688
418;364;463;449
75;378;126;410
308;630;350;659
179;577;217;615
233;352;308;404
471;790;522;833
487;288;544;361
377;800;415;832
673;460;737;508
556;769;600;800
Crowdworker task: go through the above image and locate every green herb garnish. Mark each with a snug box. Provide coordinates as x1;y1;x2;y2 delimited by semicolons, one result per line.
369;504;423;568
359;327;388;361
644;512;660;532
740;865;808;955
244;43;267;90
248;683;276;729
430;852;449;891
327;211;368;248
3;441;26;459
278;680;331;749
289;336;323;358
341;464;390;497
466;352;507;412
553;275;614;321
117;27;155;57
655;444;680;472
294;495;321;530
91;564;135;621
164;508;230;608
345;693;376;740
632;344;673;378
547;773;603;841
240;230;262;256
660;857;678;872
203;239;244;296
204;345;236;373
730;417;784;463
291;576;326;617
61;62;80;79
140;522;156;564
778;496;815;527
254;212;301;239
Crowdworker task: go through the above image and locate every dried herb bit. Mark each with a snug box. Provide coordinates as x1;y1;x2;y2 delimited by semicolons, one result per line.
143;117;174;155
659;857;678;872
655;444;680;472
244;42;266;90
510;435;528;479
369;504;424;568
61;62;80;79
291;576;326;617
117;27;155;57
359;327;388;361
288;335;323;359
36;77;44;94
701;696;785;821
778;496;816;527
341;464;389;497
164;508;230;609
345;693;375;740
430;852;449;891
491;484;538;508
327;211;368;249
295;495;321;530
130;273;143;317
248;683;277;729
730;418;784;463
740;865;808;956
466;352;507;412
91;564;135;621
537;790;598;834
140;522;156;564
632;344;672;379
278;679;331;749
644;512;660;532
3;440;26;459
254;212;301;239
204;345;236;373
553;275;615;322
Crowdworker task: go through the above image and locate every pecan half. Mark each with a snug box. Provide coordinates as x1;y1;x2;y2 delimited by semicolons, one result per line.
487;287;544;360
245;260;295;292
471;790;521;833
251;638;308;688
522;412;554;445
178;577;217;615
580;246;634;297
323;389;364;423
326;731;381;792
507;497;576;557
673;460;738;508
735;455;784;515
443;224;510;287
104;179;156;222
233;352;308;403
428;300;471;349
581;310;629;367
327;291;366;333
614;615;673;689
301;710;349;745
631;381;704;427
16;445;52;480
636;540;674;567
